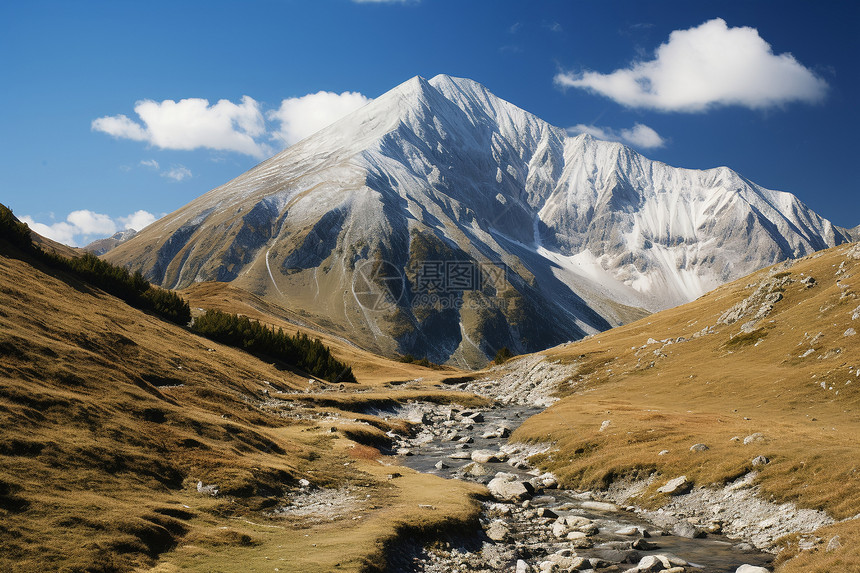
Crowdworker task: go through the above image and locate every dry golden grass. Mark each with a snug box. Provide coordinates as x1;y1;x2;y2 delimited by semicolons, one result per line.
512;242;860;570
0;244;483;572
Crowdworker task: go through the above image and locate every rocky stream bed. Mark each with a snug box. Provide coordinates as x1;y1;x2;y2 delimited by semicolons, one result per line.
378;400;778;573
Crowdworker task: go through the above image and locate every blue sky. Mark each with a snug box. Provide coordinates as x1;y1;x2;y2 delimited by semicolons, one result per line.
2;0;858;246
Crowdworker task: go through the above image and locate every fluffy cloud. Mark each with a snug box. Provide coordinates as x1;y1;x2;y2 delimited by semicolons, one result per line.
21;209;159;247
161;165;192;181
568;123;665;149
268;91;371;146
555;18;828;112
93;96;270;158
118;210;157;231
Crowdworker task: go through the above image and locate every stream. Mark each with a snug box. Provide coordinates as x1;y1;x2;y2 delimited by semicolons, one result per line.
380;401;775;573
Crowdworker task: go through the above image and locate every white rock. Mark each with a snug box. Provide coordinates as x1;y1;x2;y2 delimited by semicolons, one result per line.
657;475;691;495
581;500;618;512
736;566;770;573
615;526;641;536
471;449;507;463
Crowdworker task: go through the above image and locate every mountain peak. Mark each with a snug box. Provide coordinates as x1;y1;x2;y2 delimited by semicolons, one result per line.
105;74;854;367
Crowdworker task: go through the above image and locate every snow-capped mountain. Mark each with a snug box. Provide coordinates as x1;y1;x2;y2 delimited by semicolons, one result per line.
106;75;855;367
84;229;138;255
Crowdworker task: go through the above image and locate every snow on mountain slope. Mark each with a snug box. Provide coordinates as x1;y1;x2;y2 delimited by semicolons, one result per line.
105;74;855;366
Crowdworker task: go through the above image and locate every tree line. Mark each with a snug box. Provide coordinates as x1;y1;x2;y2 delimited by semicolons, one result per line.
191;309;356;383
0;203;190;325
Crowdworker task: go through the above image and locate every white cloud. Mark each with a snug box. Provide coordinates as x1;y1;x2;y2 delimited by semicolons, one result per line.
93;96;271;158
268;91;371;146
161;165;192;181
20;209;160;247
567;122;666;149
92;114;148;141
139;159;159;169
118;210;157;231
66;210;117;236
555;18;828;112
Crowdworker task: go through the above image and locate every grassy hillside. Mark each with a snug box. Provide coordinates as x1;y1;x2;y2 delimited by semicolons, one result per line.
511;241;860;570
0;240;485;573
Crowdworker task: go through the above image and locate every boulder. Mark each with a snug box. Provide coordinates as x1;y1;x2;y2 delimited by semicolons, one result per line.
736;566;770;573
632;538;657;550
487;474;534;501
690;443;709;452
471;450;505;463
486;520;509;542
615;526;641;536
751;455;770;466
657;475;692;495
635;555;665;572
672;521;704;539
743;432;765;445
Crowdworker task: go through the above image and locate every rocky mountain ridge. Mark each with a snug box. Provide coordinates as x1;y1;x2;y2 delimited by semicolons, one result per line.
105;74;855;366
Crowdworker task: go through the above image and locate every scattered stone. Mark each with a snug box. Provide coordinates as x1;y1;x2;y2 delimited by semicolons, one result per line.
448;451;472;460
751;455;770;466
486;520;510;542
744;433;765;445
599;420;611;432
298;478;311;488
845;328;856;337
658;449;670;455
536;507;558;519
515;560;529;573
434;461;449;470
396;447;413;456
657;476;692;495
690;443;709;452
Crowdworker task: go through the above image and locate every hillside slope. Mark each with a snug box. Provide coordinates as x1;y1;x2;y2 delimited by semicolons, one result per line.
502;240;860;570
105;75;854;367
0;240;485;573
